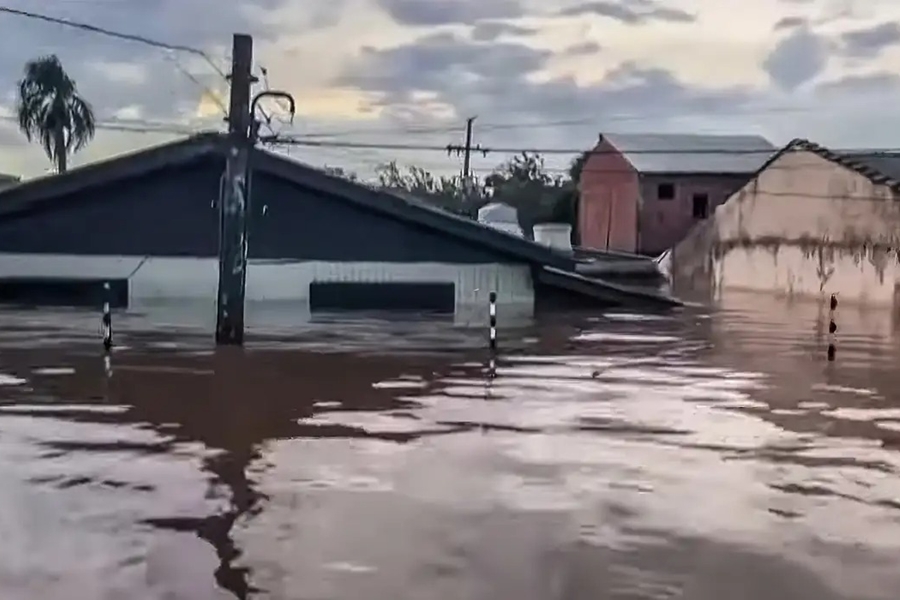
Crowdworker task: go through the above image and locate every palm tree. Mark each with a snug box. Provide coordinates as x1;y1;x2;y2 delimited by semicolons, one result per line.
16;55;95;173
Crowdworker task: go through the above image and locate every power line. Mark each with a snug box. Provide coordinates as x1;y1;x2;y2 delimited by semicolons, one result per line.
163;54;227;115
0;5;227;78
262;136;900;157
0;114;205;135
283;123;466;139
270;104;882;140
263;160;900;203
470;105;869;132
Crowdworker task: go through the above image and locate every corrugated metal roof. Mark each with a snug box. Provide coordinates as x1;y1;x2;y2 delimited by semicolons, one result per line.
837;151;900;182
600;133;776;174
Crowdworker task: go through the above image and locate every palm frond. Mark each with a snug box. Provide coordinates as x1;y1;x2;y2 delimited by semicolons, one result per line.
15;54;94;170
65;96;95;152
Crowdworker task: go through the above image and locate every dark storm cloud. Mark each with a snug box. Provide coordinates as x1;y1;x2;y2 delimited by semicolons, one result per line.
558;0;694;24
0;0;290;121
762;26;830;90
341;32;551;95
564;41;602;56
773;16;806;30
338;32;759;135
816;72;900;96
840;22;900;57
377;0;524;26
470;21;536;41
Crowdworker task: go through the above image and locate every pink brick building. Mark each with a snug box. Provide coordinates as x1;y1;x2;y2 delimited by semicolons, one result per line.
578;133;775;256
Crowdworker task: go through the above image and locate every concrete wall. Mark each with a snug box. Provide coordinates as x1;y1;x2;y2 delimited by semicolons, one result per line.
669;149;900;306
0;253;535;326
578;139;639;252
638;173;750;256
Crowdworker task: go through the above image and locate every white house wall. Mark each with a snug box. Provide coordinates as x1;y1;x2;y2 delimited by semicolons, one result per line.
670;150;900;306
0;253;535;325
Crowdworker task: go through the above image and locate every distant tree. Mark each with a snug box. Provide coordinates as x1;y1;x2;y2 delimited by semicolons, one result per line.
321;150;588;241
374;161;484;216
323;165;359;181
555;151;589;243
484;153;570;234
568;150;588;185
16;55;95;173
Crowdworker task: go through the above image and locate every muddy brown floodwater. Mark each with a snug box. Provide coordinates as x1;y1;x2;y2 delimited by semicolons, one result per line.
0;292;899;599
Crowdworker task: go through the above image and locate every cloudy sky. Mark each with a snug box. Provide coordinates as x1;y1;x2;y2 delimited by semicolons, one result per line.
1;0;899;180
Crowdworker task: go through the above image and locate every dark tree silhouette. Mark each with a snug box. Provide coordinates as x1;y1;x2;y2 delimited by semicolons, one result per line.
17;55;95;173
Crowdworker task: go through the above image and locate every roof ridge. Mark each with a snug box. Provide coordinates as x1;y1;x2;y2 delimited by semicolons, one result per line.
786;139;900;191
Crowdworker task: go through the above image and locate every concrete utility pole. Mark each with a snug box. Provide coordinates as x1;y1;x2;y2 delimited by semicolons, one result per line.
215;33;255;345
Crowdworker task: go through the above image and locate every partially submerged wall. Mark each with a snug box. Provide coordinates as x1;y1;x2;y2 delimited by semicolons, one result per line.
669;149;900;306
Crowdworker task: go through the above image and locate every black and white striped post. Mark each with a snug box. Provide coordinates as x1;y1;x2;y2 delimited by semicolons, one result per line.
102;282;112;351
488;291;497;378
488;291;497;352
827;293;837;361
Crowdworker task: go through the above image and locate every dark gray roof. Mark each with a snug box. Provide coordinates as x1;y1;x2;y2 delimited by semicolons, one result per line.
0;133;572;270
600;132;776;174
753;139;900;193
836;151;900;183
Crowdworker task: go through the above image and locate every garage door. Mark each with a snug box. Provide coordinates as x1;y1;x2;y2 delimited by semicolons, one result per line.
308;282;455;313
0;277;128;308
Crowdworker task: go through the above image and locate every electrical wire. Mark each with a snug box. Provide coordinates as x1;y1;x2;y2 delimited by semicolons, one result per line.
262;136;900;157
163;54;227;115
471;105;870;133
0;114;207;135
0;4;229;120
274;123;467;139
269;103;875;140
0;5;227;78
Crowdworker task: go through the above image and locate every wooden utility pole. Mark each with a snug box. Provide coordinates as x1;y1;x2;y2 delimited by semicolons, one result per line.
462;116;475;179
448;116;485;195
215;34;255;345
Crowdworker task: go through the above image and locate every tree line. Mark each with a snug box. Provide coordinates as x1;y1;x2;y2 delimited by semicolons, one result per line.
326;151;587;237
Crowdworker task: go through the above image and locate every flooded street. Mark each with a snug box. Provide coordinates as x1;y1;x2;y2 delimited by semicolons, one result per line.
0;293;899;599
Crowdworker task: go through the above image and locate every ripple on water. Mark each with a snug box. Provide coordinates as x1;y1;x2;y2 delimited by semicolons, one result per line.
0;300;898;599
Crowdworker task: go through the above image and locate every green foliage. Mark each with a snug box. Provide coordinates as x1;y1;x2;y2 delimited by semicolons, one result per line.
16;55;96;173
374;161;483;216
324;150;590;243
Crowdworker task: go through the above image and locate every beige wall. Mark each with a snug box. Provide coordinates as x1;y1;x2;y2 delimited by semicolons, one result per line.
668;150;900;306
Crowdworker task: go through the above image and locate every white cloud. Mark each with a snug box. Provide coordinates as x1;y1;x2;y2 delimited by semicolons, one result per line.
2;0;900;179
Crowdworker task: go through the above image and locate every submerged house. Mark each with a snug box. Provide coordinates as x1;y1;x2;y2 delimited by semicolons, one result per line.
579;132;775;256
666;139;900;306
0;133;677;326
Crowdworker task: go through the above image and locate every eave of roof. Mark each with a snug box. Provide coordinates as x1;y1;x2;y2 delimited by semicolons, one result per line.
0;132;225;219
